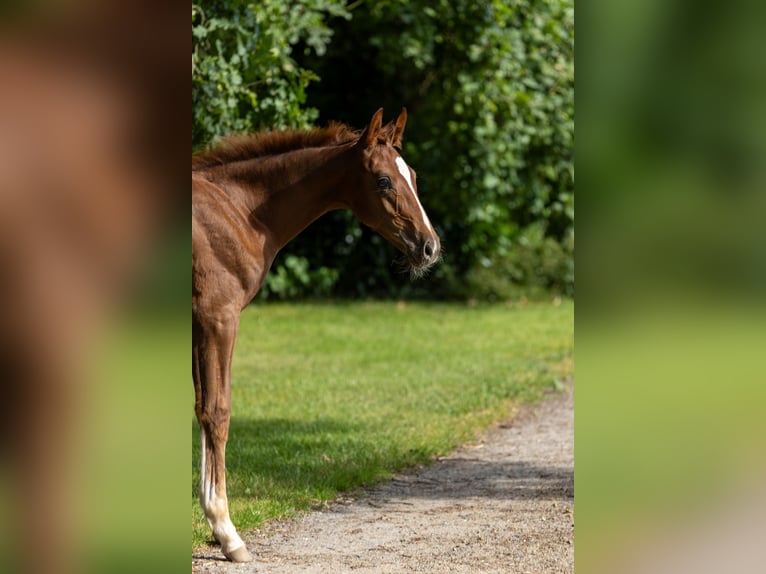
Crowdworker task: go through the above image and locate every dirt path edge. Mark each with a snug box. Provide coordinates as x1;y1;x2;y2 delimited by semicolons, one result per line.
193;382;574;573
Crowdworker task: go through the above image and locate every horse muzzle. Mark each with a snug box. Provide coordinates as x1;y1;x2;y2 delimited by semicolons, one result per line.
408;235;441;270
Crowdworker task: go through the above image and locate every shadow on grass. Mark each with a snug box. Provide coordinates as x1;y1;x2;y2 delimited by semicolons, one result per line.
192;417;411;500
192;418;572;503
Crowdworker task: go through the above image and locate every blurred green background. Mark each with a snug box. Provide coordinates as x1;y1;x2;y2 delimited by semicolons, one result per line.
578;0;766;572
192;0;574;301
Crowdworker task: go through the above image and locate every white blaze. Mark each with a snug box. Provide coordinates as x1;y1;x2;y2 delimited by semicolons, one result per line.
395;156;433;233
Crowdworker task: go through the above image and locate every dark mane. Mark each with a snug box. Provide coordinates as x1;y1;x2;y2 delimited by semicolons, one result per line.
192;122;361;171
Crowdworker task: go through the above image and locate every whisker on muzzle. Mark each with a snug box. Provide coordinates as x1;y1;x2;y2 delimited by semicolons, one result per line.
392;246;444;280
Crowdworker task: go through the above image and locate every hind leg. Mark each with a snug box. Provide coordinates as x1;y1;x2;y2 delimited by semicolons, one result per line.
192;306;252;562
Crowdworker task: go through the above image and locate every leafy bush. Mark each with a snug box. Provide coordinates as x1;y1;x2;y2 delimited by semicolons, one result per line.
192;0;574;300
192;0;350;148
295;0;574;299
464;223;574;301
258;255;339;300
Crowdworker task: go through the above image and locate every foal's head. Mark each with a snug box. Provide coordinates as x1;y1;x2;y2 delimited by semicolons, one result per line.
349;108;441;275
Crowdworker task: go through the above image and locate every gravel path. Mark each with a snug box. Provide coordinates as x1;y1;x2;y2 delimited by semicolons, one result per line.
193;382;574;573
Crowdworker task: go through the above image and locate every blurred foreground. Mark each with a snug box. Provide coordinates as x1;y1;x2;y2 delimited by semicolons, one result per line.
578;1;766;573
0;3;187;573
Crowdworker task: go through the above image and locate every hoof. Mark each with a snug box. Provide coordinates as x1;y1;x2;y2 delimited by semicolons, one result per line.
224;545;253;563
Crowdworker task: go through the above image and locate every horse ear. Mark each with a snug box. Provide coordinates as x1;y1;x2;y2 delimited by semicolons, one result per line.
391;107;407;148
360;108;384;148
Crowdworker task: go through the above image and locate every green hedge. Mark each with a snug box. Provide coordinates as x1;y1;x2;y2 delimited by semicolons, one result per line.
192;0;574;299
192;0;349;145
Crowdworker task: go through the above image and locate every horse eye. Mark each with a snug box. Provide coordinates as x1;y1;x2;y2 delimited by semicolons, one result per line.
377;175;392;189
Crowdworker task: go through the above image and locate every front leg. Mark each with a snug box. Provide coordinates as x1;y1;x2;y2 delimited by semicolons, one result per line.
192;308;252;563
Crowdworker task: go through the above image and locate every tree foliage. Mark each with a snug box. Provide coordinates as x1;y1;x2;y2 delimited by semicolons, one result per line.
192;0;574;299
192;0;349;147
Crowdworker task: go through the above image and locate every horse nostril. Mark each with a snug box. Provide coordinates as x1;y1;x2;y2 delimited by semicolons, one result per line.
423;240;434;260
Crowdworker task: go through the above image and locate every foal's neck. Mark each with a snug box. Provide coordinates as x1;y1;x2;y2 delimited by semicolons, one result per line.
234;143;356;252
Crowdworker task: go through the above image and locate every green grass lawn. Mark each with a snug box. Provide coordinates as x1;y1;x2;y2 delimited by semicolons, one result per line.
192;300;573;548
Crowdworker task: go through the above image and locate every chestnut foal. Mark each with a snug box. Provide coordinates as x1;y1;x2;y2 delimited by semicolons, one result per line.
192;108;440;561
